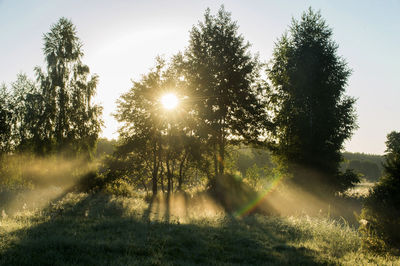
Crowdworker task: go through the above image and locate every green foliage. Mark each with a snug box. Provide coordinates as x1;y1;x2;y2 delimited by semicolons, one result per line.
243;164;263;189
360;131;400;252
103;178;136;198
74;170;105;193
6;74;43;153
0;84;13;155
75;165;136;198
183;6;268;177
267;8;358;193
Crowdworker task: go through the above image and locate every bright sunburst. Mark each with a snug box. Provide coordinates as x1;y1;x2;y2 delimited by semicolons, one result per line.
161;93;178;110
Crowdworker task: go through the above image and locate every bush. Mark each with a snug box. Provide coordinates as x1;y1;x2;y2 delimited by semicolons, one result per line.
103;178;135;197
74;170;106;192
359;176;400;252
75;170;135;197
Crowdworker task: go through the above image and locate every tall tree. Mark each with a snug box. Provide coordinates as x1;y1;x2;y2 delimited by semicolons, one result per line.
268;8;357;192
183;6;268;179
35;17;102;157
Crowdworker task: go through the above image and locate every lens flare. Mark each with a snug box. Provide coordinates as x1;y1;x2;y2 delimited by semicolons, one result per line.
161;93;178;110
233;173;285;218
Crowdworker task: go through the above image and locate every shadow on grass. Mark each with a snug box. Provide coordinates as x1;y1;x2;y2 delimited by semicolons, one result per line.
208;174;279;216
0;192;335;266
208;173;364;227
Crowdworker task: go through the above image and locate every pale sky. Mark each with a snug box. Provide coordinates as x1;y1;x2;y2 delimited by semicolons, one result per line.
1;0;399;155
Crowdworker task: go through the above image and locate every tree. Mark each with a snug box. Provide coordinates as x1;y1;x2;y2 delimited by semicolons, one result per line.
35;17;102;157
384;131;400;177
7;74;44;153
115;58;165;194
183;6;268;180
115;56;206;195
360;131;400;251
115;57;196;194
267;8;357;192
0;84;13;155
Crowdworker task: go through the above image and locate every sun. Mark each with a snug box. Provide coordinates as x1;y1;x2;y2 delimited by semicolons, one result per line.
161;93;178;110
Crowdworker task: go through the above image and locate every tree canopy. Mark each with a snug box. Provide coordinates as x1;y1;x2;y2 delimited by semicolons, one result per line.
267;8;358;192
183;6;268;178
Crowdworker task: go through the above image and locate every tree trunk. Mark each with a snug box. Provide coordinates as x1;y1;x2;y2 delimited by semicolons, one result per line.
151;144;159;196
160;165;165;193
213;143;218;176
152;171;158;195
166;159;171;194
178;153;187;191
218;140;225;175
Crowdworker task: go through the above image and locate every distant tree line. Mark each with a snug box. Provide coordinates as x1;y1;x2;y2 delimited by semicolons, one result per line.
342;152;383;182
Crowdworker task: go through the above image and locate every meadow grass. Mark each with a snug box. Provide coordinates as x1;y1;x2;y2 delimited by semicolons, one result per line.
0;192;399;265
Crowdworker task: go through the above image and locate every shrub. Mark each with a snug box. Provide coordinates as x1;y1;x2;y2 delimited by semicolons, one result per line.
359;176;400;252
74;170;106;192
103;178;135;197
75;170;135;198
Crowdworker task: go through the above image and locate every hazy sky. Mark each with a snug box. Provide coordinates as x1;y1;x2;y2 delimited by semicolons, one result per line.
1;0;399;155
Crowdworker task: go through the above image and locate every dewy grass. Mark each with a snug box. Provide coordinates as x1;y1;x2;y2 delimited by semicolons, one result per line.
0;192;399;265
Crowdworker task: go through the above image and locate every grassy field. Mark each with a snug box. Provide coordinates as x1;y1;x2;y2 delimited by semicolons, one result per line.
0;191;399;266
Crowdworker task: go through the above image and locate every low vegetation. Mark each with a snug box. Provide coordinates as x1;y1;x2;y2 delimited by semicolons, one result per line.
0;191;399;266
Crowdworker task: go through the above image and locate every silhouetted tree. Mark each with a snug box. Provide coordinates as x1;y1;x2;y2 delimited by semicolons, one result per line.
115;57;205;195
268;8;357;192
115;58;166;194
183;6;268;180
360;131;400;251
35;17;102;157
